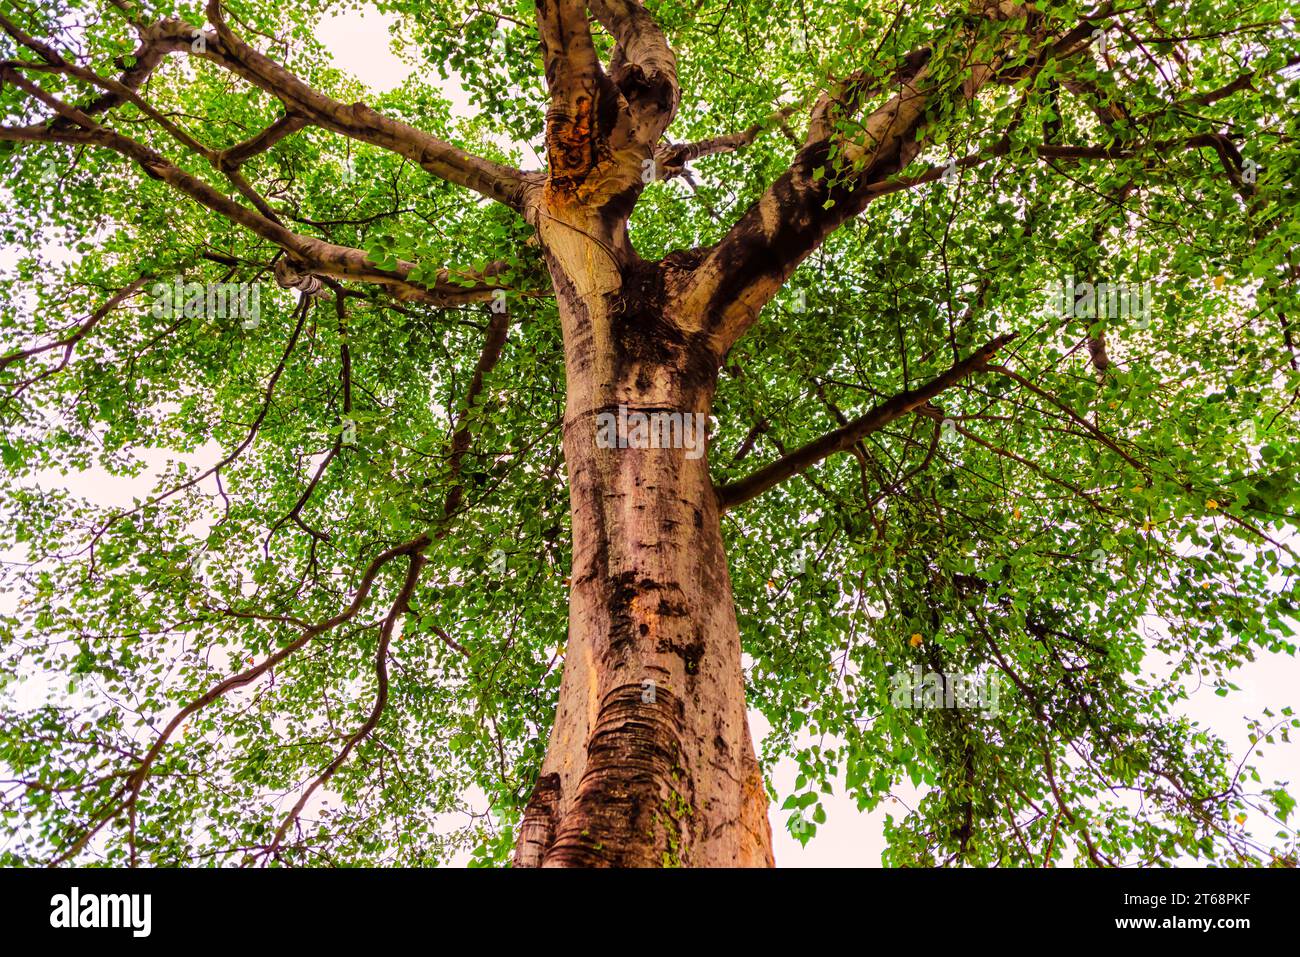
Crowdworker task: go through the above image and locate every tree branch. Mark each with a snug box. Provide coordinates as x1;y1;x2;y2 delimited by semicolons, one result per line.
589;0;679;145
678;3;1110;355
654;104;800;180
0;276;149;375
48;531;431;866
442;305;511;521
217;112;310;169
262;549;427;863
717;334;1015;511
202;1;530;208
535;0;625;198
0;5;527;209
0;67;517;306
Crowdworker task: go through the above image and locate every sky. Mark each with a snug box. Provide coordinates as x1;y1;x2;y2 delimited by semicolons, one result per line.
0;3;1296;868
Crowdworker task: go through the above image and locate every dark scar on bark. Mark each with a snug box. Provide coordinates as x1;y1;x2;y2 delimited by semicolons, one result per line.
607;260;719;392
657;634;705;675
606;571;661;657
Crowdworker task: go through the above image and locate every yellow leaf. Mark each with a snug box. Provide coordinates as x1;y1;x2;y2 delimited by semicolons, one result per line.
909;633;923;647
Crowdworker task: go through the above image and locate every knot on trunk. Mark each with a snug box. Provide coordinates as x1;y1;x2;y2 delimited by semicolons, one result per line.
540;683;694;867
274;257;328;297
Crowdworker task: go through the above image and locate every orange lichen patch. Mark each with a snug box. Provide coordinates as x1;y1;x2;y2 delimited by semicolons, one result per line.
546;95;596;190
631;592;659;641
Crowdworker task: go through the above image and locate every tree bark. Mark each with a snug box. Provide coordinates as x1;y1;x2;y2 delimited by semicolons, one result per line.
513;196;773;867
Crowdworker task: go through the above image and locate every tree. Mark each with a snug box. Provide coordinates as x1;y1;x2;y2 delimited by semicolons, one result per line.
0;0;1297;868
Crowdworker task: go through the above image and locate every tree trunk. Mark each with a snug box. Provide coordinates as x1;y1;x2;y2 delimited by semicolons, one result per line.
513;201;774;867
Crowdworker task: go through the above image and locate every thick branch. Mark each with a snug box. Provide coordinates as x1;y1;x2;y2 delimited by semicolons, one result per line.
717;334;1015;511
0;68;513;305
535;0;629;199
679;3;1109;354
0;4;528;209
589;0;679;144
217;112;310;169
201;2;528;208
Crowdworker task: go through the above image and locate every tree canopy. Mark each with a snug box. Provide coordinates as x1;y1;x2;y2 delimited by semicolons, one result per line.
1;0;1298;867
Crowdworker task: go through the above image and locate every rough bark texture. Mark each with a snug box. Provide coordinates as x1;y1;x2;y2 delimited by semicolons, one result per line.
506;0;774;869
512;186;773;866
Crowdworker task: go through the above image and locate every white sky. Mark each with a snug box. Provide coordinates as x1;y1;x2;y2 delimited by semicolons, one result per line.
0;5;1295;868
